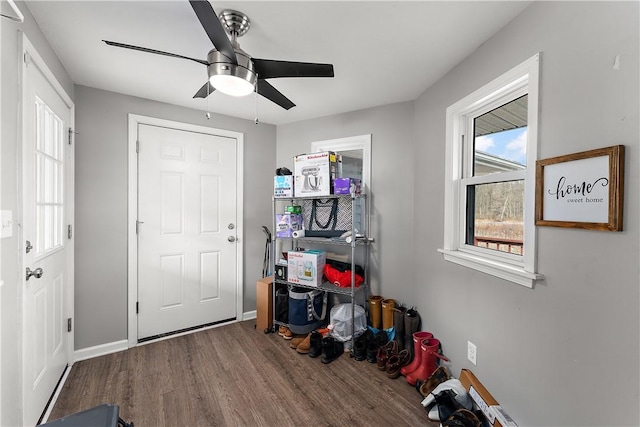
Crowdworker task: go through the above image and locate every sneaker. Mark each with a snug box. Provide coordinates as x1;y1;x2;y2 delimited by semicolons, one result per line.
278;326;288;337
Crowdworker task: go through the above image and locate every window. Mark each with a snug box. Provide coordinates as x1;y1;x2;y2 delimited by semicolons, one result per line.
439;54;544;288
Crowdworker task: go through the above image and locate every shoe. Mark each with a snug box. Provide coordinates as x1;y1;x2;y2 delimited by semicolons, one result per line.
417;366;452;397
295;334;312;354
289;335;306;349
366;339;378;363
406;338;449;386
353;331;370;361
321;336;344;364
308;331;323;358
283;328;293;340
376;340;398;371
442;409;482;427
278;325;288;337
400;331;433;377
385;349;410;379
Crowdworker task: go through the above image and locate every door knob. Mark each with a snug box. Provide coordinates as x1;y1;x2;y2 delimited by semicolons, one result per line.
228;236;236;242
26;267;43;281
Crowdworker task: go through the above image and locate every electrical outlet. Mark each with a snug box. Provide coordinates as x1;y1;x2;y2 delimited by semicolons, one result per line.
467;341;477;365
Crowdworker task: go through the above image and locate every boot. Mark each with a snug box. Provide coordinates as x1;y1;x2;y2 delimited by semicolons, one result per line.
295;333;312;354
393;306;407;350
368;295;383;329
308;331;323;358
405;338;449;386
403;308;421;360
400;331;433;377
381;298;395;330
321;336;344;364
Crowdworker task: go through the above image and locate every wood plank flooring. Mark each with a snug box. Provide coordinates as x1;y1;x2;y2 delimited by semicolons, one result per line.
48;321;434;426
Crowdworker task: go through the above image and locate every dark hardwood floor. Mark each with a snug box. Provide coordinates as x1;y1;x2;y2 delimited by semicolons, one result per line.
48;320;434;426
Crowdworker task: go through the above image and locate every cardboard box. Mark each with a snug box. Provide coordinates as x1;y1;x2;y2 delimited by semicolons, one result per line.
333;177;362;195
294;151;339;197
274;175;293;198
459;369;517;427
256;276;273;332
287;249;326;286
275;213;303;238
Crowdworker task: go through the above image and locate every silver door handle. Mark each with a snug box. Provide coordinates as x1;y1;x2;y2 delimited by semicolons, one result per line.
26;267;43;281
228;236;236;242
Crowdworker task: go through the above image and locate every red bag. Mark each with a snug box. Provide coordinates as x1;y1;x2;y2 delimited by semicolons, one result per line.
324;263;364;288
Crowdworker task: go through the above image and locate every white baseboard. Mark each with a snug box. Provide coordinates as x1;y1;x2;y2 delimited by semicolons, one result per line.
73;339;128;362
243;310;256;321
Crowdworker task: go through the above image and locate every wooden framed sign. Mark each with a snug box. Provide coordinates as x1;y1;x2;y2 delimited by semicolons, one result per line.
535;145;624;231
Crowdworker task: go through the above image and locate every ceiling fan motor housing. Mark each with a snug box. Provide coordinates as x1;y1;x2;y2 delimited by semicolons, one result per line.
206;48;257;88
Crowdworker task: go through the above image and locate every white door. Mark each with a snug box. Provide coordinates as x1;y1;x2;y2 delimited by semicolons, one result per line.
22;47;73;426
137;124;238;340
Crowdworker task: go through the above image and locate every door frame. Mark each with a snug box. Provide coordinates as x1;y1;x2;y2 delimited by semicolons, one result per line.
19;32;75;422
127;114;244;348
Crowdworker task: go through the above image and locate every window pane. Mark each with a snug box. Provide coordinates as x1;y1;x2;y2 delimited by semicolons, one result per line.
466;180;524;255
473;95;527;177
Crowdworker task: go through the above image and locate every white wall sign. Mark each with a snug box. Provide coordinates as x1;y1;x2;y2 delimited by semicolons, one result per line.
535;145;624;231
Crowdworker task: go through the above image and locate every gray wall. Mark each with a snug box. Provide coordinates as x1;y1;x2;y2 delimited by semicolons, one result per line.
413;2;639;426
277;2;639;425
73;85;276;349
276;101;416;303
1;1;74;425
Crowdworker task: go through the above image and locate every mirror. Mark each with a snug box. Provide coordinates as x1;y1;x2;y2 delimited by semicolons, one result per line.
311;134;371;195
311;134;372;236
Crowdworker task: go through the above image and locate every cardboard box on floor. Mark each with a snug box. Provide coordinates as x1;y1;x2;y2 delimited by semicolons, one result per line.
256;276;273;332
459;369;517;427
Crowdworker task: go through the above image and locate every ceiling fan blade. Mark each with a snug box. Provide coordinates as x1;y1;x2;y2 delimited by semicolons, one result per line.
188;0;237;65
252;59;334;79
103;40;209;66
193;81;216;99
257;80;295;110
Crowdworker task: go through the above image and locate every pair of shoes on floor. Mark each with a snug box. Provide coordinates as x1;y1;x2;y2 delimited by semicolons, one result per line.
320;336;344;364
376;340;411;379
416;366;452;397
278;325;293;340
290;333;311;354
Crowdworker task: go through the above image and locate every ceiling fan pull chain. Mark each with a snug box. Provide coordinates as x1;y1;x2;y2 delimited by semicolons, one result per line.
206;82;211;120
254;81;259;125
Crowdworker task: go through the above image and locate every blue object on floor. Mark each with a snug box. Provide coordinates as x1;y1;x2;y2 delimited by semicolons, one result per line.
40;403;133;427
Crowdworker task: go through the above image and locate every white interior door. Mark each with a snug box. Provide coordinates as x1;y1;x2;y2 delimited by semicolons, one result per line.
21;43;73;426
137;124;238;340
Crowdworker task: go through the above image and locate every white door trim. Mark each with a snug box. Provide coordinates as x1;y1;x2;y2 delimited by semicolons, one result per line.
19;32;75;423
127;114;244;348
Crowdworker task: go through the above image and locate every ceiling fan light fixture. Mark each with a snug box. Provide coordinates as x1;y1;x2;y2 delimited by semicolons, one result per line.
209;73;254;97
207;49;256;97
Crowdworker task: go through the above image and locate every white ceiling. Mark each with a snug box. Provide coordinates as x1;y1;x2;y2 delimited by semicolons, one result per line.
25;1;531;125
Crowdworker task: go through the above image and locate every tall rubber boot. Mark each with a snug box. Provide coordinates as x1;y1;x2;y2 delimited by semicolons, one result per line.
368;295;383;329
403;308;421;361
392;306;407;350
381;298;395;330
405;338;449;386
399;331;433;377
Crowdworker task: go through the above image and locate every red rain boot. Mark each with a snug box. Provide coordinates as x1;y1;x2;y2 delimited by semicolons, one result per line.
405;338;449;386
400;331;433;377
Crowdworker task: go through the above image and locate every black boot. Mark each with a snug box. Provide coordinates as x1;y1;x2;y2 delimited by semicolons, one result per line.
366;339;379;363
393;305;407;350
404;308;421;361
353;331;369;361
321;336;344;364
308;331;323;358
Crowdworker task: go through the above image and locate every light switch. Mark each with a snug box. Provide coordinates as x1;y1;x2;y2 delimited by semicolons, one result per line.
1;210;13;238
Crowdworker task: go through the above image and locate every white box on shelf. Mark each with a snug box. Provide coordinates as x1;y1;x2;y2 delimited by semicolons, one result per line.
293;151;338;197
287;249;326;287
274;175;294;198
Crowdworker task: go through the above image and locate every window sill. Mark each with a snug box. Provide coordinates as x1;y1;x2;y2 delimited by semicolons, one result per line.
437;248;544;289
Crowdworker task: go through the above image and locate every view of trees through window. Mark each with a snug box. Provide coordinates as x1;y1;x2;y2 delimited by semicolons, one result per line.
470;96;527;255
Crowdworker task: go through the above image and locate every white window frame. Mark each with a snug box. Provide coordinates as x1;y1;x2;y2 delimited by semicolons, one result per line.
439;53;544;288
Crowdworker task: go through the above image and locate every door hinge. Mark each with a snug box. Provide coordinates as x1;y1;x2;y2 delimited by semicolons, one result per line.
67;225;72;239
136;302;139;314
67;318;72;332
68;127;74;145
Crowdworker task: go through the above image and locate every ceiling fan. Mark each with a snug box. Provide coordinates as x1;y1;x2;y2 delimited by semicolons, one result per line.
103;0;334;110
